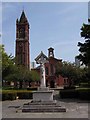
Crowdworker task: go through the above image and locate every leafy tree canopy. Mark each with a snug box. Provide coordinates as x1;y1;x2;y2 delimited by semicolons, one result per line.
77;20;90;67
55;61;86;85
0;44;15;80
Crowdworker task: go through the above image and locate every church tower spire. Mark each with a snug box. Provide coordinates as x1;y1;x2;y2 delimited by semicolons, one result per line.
15;10;30;69
19;10;28;23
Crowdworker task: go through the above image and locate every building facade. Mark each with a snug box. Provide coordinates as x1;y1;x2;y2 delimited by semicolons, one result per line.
33;47;69;88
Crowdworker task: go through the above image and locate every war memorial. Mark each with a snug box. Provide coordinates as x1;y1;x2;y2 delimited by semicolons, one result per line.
22;51;66;112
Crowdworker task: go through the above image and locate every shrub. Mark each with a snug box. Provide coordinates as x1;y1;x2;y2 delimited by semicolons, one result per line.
17;91;33;99
2;90;33;100
64;86;76;90
8;93;17;100
2;93;8;101
79;83;90;88
2;92;17;101
27;87;37;91
2;87;14;90
77;88;90;100
0;93;2;100
60;89;78;99
59;88;90;100
2;86;27;90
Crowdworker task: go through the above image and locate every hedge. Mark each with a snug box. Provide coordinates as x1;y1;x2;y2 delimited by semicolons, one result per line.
17;91;33;99
2;87;27;90
2;90;33;101
64;86;76;90
59;88;90;100
79;83;90;88
2;92;17;101
60;89;78;98
78;88;90;100
2;87;38;90
27;87;37;91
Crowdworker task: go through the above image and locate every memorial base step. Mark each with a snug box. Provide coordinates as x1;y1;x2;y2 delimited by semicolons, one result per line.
22;101;66;113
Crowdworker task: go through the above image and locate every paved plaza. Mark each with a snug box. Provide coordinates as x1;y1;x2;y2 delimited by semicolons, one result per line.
1;91;89;119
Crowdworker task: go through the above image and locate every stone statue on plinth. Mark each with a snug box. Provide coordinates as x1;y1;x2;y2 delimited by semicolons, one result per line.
33;51;53;101
22;51;66;112
35;51;48;89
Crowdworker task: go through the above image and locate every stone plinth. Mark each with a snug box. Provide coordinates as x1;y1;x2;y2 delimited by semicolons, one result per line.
22;88;66;113
33;89;54;102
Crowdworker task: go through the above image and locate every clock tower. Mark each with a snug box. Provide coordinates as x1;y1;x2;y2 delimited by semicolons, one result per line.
15;10;30;69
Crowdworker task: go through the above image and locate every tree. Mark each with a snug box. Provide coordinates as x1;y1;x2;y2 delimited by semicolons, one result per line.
30;70;40;82
76;19;90;82
4;64;40;88
77;40;90;67
55;61;85;85
77;20;90;67
4;65;31;88
0;44;15;86
1;44;40;88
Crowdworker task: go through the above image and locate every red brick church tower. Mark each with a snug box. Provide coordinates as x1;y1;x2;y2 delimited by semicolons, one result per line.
15;10;30;69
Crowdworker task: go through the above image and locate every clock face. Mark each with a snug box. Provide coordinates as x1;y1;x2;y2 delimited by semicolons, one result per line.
19;28;25;38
